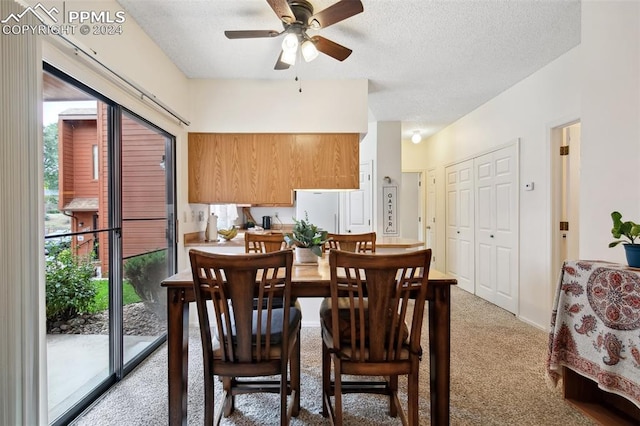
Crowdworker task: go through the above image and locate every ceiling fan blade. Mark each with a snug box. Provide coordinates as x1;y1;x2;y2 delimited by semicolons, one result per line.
274;50;291;70
309;0;363;29
311;35;352;61
224;30;280;39
266;0;295;24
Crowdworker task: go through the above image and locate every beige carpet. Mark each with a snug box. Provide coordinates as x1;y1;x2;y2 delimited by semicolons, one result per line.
73;287;596;425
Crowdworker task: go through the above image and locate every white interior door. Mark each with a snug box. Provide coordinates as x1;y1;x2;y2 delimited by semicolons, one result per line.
474;144;518;313
550;122;581;311
445;160;474;293
561;123;581;262
343;161;372;233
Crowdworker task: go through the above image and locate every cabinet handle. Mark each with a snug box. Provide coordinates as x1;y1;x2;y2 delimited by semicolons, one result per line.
457;231;460;234
490;234;494;238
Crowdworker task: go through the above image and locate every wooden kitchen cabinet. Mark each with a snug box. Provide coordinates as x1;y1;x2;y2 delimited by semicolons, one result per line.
290;134;359;189
188;133;359;205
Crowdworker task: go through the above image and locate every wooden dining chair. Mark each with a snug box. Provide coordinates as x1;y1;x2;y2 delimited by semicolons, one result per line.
320;248;432;426
245;232;287;253
243;230;301;407
325;232;376;253
189;249;301;425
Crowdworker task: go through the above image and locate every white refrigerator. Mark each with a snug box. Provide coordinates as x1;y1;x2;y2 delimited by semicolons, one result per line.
295;190;339;326
295;191;339;234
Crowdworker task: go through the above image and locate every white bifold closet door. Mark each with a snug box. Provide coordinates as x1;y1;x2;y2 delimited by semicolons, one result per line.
445;144;519;314
475;145;519;314
445;160;475;293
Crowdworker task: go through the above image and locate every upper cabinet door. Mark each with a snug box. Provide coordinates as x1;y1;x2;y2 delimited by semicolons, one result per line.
188;133;359;205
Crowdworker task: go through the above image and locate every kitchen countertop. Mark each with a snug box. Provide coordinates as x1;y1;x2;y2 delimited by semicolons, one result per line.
377;237;424;249
184;231;424;249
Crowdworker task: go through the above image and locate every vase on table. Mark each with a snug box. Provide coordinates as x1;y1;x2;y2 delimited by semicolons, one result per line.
295;247;318;264
624;244;640;268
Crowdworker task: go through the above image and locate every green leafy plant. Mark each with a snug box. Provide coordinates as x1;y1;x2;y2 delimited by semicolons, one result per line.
124;250;167;320
46;248;96;321
284;211;330;257
609;211;640;247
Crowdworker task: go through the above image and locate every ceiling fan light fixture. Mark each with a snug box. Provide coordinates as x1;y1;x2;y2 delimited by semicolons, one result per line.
281;48;297;65
281;33;299;52
301;39;319;62
411;130;422;144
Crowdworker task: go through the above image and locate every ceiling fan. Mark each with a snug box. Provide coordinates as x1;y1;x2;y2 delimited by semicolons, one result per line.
224;0;364;70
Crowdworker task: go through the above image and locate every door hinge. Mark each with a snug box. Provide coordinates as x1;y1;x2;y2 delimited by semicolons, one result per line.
560;146;569;156
560;221;569;231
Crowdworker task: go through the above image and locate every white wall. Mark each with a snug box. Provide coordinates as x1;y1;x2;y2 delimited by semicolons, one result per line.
374;122;402;236
188;79;368;133
403;46;582;329
579;1;640;262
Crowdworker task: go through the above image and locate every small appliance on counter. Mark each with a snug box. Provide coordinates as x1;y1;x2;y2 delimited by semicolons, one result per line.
262;215;272;230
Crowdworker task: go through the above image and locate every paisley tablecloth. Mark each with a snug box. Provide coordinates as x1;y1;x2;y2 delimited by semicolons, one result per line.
547;260;640;409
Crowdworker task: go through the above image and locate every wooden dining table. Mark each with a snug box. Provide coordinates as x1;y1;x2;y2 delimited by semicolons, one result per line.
161;256;457;425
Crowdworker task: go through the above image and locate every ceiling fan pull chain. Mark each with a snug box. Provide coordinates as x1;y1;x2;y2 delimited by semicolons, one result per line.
295;75;302;93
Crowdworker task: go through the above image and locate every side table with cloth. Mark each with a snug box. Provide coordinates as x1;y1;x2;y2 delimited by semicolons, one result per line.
547;260;640;422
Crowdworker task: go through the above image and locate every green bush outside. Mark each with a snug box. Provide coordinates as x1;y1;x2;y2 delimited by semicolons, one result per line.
46;248;96;321
123;250;167;320
45;239;163;322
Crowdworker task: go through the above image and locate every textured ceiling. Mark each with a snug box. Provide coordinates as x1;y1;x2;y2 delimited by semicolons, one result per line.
117;0;581;139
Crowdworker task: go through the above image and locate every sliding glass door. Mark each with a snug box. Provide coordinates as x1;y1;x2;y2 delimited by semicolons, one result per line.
120;110;173;365
43;65;176;425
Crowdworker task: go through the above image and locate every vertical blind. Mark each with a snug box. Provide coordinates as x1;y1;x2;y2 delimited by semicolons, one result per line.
0;1;44;424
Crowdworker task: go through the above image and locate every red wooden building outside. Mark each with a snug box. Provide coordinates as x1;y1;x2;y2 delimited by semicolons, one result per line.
58;105;167;275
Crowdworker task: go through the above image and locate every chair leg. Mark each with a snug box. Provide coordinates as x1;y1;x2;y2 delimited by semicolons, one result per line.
222;377;234;417
281;365;289;426
389;374;398;417
333;355;343;426
321;338;331;417
408;371;419;425
204;374;214;426
291;328;301;416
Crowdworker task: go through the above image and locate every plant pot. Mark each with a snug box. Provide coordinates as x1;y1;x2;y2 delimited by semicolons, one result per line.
295;247;318;264
624;244;640;268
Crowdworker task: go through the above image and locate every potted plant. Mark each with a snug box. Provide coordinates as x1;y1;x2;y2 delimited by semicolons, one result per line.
284;212;330;264
609;211;640;267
